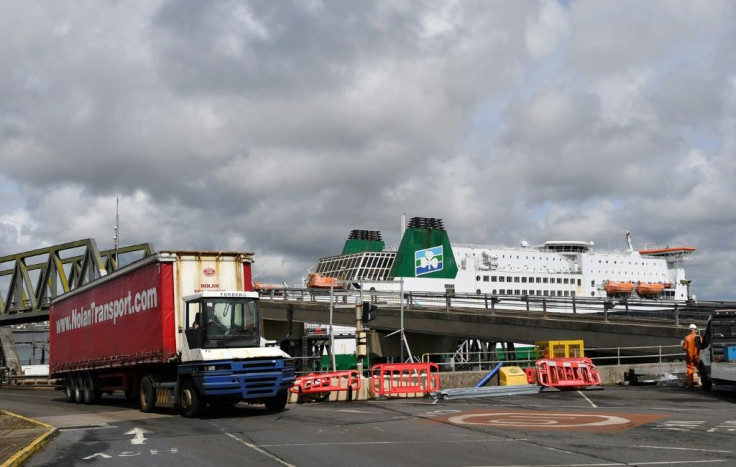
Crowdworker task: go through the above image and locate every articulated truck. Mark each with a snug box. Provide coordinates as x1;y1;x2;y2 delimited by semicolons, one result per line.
49;251;295;417
698;309;736;391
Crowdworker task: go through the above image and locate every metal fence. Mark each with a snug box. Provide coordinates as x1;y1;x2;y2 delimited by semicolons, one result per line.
258;286;730;325
419;344;686;372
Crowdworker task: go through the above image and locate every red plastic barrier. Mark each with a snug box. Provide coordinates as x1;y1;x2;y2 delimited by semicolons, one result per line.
370;362;440;397
290;370;361;395
524;366;536;384
535;357;601;389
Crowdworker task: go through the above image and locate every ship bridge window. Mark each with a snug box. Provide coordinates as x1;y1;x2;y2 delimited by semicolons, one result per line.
536;277;541;283
492;276;497;281
514;277;520;283
522;277;527;283
483;276;489;282
498;276;504;282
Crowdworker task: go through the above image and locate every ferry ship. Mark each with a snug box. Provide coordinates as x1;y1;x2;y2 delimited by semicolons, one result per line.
309;217;695;302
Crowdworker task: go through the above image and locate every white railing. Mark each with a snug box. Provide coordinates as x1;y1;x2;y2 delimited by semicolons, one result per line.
420;344;685;372
258;286;719;325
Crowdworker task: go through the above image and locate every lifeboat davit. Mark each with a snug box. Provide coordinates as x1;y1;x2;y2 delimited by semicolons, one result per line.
604;280;634;295
635;281;666;297
307;273;340;289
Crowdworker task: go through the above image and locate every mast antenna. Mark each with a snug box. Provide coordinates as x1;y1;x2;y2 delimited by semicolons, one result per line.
114;197;120;265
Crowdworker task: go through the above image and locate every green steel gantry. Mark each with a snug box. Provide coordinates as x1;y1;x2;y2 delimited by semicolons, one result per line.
0;240;154;325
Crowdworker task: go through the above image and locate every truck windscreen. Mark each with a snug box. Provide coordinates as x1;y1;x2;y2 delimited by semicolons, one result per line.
204;298;259;340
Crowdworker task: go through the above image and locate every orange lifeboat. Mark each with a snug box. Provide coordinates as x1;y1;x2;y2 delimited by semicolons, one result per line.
307;273;340;289
635;281;665;297
604;280;634;295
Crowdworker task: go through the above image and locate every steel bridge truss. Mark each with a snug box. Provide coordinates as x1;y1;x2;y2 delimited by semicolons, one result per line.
0;240;154;325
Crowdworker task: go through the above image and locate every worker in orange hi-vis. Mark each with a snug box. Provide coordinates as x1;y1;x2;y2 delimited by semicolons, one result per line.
682;324;701;388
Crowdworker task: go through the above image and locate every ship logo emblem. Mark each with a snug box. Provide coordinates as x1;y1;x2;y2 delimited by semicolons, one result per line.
415;246;443;276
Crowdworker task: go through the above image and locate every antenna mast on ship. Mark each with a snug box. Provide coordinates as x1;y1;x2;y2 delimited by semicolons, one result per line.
113;197;120;266
625;229;633;253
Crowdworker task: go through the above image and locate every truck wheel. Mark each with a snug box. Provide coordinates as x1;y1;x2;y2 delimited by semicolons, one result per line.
73;374;85;403
264;390;288;412
181;379;203;418
82;373;100;405
64;375;75;403
700;368;712;391
140;376;156;413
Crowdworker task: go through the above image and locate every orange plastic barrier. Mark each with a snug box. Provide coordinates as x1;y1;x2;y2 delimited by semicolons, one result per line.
370;362;440;397
535;357;601;389
290;370;361;396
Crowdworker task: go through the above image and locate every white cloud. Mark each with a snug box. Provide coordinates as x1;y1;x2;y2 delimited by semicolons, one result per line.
1;0;735;300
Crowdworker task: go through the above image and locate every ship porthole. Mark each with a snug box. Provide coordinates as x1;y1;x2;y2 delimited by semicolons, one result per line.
476;275;481;281
476;289;481;294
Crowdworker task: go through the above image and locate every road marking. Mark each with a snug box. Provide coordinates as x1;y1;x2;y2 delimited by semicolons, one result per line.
59;423;116;431
436;409;667;433
653;420;705;431
125;427;150;445
708;420;736;433
577;390;597;408
489;462;726;466
449;412;630;428
261;439;526;447
636;445;733;453
226;432;295;467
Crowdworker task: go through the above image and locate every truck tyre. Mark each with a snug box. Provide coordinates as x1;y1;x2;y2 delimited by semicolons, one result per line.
699;366;712;391
181;379;203;418
73;373;85;403
264;390;288;412
82;373;100;405
140;376;156;413
64;375;75;403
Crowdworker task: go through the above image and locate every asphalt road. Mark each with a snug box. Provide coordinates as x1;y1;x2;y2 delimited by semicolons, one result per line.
3;384;736;466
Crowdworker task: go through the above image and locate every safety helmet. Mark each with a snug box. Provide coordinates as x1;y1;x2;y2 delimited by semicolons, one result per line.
689;323;698;330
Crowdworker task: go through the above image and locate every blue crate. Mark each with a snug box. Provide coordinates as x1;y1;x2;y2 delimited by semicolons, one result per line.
724;346;736;362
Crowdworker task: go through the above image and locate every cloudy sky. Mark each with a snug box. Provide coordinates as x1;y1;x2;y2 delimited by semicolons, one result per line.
1;0;735;299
